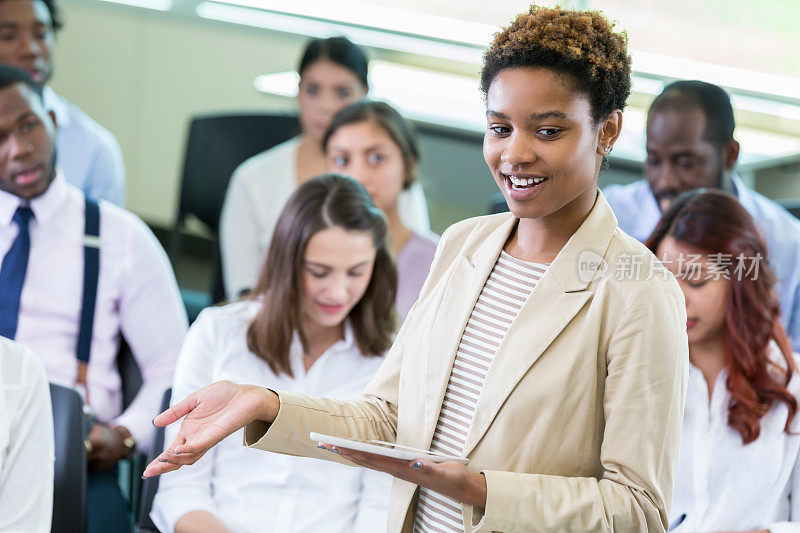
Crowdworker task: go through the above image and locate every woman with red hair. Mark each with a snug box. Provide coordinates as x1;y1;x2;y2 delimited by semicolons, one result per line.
647;189;800;532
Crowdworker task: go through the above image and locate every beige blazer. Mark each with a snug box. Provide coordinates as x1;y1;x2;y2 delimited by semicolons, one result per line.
245;192;689;532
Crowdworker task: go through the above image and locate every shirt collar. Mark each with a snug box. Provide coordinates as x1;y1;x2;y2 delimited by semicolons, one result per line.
638;172;751;224
27;171;69;226
341;320;356;350
42;86;71;128
729;172;755;211
0;170;67;227
0;186;20;227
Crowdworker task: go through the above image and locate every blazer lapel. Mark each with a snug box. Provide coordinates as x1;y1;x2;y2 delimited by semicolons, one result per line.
462;275;591;456
462;191;620;456
421;215;517;447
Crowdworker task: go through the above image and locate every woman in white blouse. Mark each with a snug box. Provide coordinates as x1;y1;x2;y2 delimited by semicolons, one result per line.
0;337;53;533
151;175;396;533
219;36;431;299
648;190;800;533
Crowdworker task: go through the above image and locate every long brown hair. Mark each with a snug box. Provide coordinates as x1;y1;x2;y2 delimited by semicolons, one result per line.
246;174;397;377
646;189;797;444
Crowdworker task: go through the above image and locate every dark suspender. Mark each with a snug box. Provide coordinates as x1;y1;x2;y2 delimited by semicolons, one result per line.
77;196;100;364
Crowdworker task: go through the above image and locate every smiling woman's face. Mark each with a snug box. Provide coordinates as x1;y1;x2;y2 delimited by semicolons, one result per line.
483;67;608;223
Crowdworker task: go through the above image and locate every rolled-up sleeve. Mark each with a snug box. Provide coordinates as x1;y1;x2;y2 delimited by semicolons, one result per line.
113;215;188;452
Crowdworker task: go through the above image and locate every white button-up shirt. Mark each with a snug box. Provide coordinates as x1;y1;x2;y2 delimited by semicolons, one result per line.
0;174;187;451
0;337;53;533
151;300;392;533
44;86;126;206
671;345;800;532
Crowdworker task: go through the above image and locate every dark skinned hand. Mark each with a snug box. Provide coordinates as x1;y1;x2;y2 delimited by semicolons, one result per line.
87;423;125;472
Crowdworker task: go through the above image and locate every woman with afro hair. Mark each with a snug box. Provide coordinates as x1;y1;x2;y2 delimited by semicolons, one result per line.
144;6;689;532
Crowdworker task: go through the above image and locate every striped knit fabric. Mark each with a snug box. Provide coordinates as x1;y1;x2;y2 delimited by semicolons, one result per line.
414;251;547;532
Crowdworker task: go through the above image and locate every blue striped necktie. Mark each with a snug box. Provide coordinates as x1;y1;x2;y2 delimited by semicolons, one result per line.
0;206;34;339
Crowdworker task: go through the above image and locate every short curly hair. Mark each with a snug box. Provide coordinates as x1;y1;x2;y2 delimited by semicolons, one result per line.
480;6;631;124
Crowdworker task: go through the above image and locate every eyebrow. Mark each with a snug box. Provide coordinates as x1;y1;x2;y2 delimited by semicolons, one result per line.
330;143;388;153
302;81;355;90
486;110;569;121
646;148;699;158
17;111;36;122
0;20;45;28
305;260;371;270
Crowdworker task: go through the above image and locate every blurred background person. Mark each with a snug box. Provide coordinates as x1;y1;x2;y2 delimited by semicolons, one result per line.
605;80;800;351
152;175;394;533
0;0;125;205
648;190;800;532
323;100;437;317
0;337;53;533
219;36;431;300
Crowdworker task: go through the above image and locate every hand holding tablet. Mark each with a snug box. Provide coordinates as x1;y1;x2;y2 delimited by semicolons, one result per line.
310;432;469;464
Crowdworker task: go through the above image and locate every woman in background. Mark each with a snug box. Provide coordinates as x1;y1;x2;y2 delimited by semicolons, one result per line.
647;190;800;532
152;175;395;533
324;100;437;317
220;36;431;299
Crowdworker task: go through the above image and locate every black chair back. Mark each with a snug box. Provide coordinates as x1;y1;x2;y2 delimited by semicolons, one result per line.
172;113;300;302
117;339;142;410
135;388;172;533
49;383;87;533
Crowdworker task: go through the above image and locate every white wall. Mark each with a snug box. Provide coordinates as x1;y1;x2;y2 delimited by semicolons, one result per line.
52;1;301;225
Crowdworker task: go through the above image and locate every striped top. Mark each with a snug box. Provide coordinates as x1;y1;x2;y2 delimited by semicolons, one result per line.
414;251;547;532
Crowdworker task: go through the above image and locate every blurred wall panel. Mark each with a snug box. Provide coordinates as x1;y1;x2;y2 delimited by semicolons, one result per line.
53;1;300;225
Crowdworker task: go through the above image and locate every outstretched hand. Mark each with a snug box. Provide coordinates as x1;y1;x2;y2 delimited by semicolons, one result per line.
142;380;279;478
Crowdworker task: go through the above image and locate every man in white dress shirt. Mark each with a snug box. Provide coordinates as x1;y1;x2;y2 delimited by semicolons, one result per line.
0;65;186;531
0;0;126;205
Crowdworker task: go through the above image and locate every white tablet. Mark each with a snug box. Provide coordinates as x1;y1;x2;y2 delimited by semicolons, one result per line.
310;432;469;464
